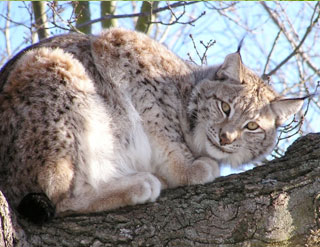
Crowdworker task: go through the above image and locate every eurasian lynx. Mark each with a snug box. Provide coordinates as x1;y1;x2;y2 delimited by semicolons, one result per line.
0;28;304;224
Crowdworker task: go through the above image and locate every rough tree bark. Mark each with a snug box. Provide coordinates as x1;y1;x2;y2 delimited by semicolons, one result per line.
1;133;320;247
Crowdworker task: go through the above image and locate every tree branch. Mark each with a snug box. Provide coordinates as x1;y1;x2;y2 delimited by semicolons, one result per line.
1;133;320;246
76;1;200;30
4;2;11;57
262;29;281;80
261;2;320;77
135;1;159;34
100;1;117;29
32;1;49;40
72;1;91;34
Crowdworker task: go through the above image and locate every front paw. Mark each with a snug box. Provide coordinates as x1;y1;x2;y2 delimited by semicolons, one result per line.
129;173;161;205
187;157;220;185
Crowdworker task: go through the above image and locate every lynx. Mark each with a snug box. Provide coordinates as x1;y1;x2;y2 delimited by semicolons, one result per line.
0;28;304;224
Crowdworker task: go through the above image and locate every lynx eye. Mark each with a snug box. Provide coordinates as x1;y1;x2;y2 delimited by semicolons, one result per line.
246;122;259;131
221;102;231;116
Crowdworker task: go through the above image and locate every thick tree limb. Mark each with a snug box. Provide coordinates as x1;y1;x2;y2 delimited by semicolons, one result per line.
100;1;117;29
1;133;320;246
135;1;159;34
31;1;49;40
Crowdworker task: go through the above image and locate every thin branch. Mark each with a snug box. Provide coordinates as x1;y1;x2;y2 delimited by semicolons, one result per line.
261;2;320;77
47;2;80;33
5;2;11;56
187;34;216;65
72;1;91;34
262;29;281;79
151;6;206;27
199;39;216;65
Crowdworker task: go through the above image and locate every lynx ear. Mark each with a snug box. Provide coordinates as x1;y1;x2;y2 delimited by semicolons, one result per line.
270;98;304;126
216;52;244;82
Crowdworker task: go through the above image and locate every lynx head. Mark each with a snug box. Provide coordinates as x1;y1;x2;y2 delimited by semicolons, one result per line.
188;52;304;167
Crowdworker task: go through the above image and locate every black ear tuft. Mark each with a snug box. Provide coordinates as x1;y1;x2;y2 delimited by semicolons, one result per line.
17;193;55;225
237;35;246;54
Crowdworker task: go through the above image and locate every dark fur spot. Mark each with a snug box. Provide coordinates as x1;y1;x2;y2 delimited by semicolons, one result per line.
36;155;43;161
112;52;120;58
41;107;47;115
58;109;65;115
138;62;145;69
42;130;49;136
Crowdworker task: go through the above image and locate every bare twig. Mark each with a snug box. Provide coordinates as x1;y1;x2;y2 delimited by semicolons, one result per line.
262;29;281;78
72;1;91;34
151;1;205;27
4;2;11;56
152;9;206;27
187;34;216;65
261;2;320;77
47;2;79;33
273;84;319;158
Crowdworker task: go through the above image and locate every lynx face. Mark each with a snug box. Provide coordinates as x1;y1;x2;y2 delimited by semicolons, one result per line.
188;53;304;167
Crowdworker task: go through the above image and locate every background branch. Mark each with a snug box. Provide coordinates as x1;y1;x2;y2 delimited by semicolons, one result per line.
100;1;117;29
76;1;199;30
31;1;49;40
72;1;91;34
135;1;159;34
261;2;320;77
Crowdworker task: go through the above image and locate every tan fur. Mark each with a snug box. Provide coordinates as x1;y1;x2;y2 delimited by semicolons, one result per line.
38;157;74;204
0;28;304;219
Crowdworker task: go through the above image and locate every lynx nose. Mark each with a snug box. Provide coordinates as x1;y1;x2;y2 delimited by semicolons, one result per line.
219;131;238;146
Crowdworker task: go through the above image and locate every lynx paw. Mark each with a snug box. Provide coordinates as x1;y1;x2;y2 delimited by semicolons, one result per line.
188;157;220;185
129;173;161;205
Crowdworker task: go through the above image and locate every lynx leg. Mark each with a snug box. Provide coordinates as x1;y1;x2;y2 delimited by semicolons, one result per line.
56;172;161;215
187;157;220;185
